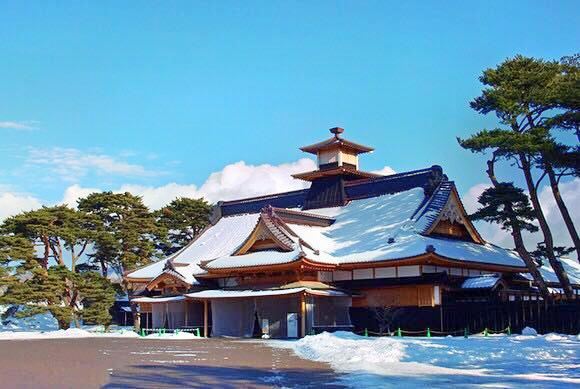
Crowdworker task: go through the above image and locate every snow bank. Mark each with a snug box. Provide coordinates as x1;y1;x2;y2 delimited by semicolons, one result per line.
142;331;202;340
522;326;538;336
0;328;205;341
0;328;140;340
270;331;580;388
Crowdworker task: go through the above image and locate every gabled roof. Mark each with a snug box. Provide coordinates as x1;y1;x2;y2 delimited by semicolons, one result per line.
220;165;444;216
125;165;527;285
234;206;298;255
145;265;190;291
300;128;374;155
416;181;484;244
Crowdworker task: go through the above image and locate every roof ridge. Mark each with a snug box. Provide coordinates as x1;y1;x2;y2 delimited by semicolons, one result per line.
220;188;309;205
344;165;443;187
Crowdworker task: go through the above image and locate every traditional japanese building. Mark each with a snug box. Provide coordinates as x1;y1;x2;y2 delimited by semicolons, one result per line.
125;128;580;338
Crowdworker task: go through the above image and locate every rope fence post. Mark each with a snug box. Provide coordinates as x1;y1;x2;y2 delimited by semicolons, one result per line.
506;326;511;335
484;327;488;337
364;328;368;337
427;328;431;338
464;328;468;338
397;327;402;337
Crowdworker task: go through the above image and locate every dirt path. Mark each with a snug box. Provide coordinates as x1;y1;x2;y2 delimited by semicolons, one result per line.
0;338;343;388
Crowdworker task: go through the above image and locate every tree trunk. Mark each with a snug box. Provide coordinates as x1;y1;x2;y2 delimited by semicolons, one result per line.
131;303;140;332
99;258;108;277
511;226;551;297
41;235;50;269
546;163;580;262
519;153;575;299
56;317;70;330
486;157;551;298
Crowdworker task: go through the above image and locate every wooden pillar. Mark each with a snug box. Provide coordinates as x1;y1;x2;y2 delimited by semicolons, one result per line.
184;300;189;327
300;293;306;338
203;300;209;338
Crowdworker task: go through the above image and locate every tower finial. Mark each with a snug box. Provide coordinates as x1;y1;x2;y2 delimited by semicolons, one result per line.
329;127;344;138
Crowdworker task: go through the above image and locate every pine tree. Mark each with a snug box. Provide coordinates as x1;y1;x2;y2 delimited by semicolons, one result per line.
0;207;116;329
470;182;550;297
155;197;211;255
460;54;577;298
77;192;161;276
77;271;117;328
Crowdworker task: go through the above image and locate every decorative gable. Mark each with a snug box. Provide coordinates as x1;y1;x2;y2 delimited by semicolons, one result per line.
146;265;190;292
235;207;297;255
425;189;484;244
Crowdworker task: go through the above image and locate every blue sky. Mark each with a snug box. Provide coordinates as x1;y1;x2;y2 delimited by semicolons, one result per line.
0;1;578;247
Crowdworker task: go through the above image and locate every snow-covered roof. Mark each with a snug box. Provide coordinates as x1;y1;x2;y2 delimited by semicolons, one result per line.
461;275;501;289
125;258;170;280
203;249;302;270
125;213;260;282
285;188;524;268
520;257;580;285
126;176;527;284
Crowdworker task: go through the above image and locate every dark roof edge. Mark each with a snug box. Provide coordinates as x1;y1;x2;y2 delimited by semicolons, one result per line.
220;188;309;206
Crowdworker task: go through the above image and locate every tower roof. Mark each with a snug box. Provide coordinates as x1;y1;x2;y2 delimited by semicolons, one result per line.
300;127;374;155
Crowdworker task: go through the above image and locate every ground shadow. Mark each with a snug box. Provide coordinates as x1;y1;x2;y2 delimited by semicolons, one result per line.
104;364;345;388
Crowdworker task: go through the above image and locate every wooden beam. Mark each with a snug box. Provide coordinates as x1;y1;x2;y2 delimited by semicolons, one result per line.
203;300;209;338
300;292;306;338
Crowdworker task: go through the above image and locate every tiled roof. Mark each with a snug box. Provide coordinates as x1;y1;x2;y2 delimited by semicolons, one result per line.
461;275;501;289
219;165;445;216
414;180;454;233
299;135;374;154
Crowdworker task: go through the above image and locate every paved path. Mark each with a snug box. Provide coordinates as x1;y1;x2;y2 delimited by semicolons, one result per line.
0;338;344;388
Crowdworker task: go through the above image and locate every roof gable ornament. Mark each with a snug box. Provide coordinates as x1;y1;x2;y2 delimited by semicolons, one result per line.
425;188;484;244
234;206;297;255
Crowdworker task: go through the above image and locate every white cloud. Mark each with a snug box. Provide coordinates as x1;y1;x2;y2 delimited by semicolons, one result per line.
538;178;580;250
0;121;38;130
0;192;42;220
26;147;159;182
462;179;580;250
61;184;100;208
372;166;397;176
54;158;318;210
195;158;316;203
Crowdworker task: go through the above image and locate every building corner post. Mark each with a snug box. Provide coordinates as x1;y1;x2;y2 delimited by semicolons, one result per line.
203;300;209;338
300;292;306;338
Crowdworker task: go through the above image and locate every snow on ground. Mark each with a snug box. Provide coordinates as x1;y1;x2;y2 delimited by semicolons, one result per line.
270;331;580;388
0;327;202;341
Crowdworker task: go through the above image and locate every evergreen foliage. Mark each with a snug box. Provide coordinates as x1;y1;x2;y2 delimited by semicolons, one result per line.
470;183;538;233
155;197;211;255
77;192;161;275
459;54;579;298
